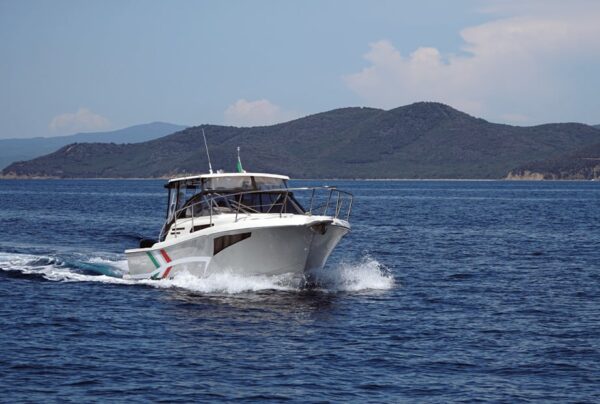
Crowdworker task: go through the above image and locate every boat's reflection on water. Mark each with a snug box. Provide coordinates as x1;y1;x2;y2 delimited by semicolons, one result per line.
160;286;340;328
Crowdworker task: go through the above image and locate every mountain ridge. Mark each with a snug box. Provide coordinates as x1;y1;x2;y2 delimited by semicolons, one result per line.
0;122;186;169
3;103;600;179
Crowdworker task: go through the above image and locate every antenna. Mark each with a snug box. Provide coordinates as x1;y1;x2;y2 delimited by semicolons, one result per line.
202;128;213;174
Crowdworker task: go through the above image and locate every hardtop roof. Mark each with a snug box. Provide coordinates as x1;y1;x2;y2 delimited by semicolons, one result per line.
167;172;290;184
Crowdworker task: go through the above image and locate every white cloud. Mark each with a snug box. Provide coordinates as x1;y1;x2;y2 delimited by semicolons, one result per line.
49;108;111;134
224;99;299;127
343;1;600;123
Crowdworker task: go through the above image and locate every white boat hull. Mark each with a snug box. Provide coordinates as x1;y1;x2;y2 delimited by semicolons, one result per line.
124;216;349;280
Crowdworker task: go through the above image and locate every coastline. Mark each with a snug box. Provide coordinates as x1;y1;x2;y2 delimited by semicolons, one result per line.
0;175;597;182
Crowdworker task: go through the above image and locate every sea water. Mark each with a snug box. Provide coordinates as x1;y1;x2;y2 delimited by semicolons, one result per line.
0;179;598;401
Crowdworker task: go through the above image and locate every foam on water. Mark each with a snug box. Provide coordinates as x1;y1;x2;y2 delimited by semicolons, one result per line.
309;255;395;292
0;251;394;294
143;270;301;293
0;252;131;284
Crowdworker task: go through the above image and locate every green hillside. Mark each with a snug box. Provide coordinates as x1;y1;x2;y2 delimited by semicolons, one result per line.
507;142;600;180
3;102;600;179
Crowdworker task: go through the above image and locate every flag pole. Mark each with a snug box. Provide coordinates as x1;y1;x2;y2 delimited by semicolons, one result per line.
202;128;213;174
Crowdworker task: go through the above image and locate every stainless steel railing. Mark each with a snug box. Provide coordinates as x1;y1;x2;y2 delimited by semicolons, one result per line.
172;186;353;230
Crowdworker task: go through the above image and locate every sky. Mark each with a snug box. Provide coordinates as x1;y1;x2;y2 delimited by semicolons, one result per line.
1;0;599;138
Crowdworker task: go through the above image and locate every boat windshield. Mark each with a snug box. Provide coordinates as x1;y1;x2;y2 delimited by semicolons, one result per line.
164;175;299;222
203;176;285;191
204;176;253;191
176;190;305;219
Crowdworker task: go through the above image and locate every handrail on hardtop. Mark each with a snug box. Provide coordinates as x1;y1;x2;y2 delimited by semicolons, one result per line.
166;186;353;237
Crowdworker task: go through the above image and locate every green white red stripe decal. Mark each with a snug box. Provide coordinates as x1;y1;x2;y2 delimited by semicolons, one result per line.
146;251;160;268
137;249;211;280
146;249;173;279
159;249;173;279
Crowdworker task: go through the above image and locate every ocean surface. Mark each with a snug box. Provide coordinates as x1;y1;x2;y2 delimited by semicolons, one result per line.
0;179;599;402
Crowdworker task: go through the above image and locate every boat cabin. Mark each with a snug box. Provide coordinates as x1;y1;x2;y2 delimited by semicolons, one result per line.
160;173;305;241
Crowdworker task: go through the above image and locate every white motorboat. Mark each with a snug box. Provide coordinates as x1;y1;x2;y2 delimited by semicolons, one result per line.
124;172;353;280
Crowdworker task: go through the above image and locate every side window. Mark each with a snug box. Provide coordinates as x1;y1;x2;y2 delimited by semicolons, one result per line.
213;233;251;255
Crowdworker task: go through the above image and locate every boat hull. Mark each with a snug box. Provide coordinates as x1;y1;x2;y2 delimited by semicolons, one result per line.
125;220;349;280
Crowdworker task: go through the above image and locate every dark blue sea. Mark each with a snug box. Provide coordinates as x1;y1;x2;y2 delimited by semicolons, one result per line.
1;179;599;402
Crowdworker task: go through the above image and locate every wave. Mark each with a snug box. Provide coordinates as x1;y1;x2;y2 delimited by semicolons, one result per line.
0;252;129;283
0;252;394;294
308;255;395;292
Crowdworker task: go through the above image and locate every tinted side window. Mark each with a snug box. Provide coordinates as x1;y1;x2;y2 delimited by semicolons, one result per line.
213;232;251;255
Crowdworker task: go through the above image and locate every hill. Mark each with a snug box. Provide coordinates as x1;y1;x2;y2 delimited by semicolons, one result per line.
3;103;600;179
506;143;600;180
0;122;186;169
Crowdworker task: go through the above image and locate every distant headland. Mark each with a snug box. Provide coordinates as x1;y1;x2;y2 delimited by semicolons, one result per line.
2;102;599;180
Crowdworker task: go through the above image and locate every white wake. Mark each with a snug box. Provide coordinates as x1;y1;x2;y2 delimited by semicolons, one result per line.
0;252;394;294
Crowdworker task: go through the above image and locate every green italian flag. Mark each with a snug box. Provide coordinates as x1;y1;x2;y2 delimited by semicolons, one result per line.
236;147;244;173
